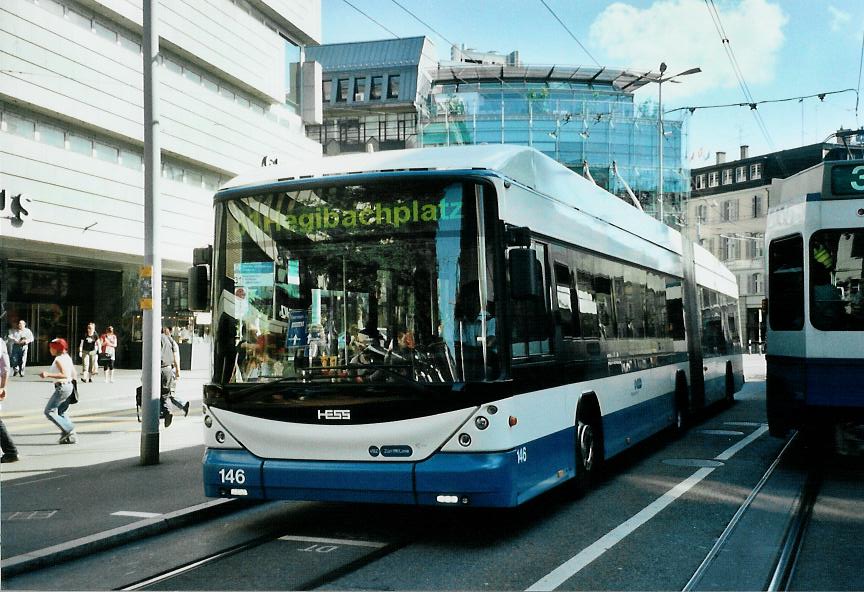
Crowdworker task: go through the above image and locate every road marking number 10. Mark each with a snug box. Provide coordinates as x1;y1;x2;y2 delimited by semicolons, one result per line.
218;468;246;484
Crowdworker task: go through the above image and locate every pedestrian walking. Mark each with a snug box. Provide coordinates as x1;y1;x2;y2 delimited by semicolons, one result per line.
10;319;34;377
99;326;118;383
78;322;100;382
39;338;78;444
160;327;189;422
0;338;20;462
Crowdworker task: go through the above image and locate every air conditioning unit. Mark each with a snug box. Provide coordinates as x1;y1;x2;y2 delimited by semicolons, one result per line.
354;92;365;101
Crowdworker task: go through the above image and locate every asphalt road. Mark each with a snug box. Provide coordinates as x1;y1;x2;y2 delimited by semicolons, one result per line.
7;356;863;591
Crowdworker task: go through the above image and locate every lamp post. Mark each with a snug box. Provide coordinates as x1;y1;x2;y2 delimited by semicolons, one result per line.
654;62;701;224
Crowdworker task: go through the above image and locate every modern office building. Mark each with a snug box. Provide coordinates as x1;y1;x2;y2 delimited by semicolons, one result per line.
684;140;864;349
0;0;322;366
420;62;686;223
305;36;688;225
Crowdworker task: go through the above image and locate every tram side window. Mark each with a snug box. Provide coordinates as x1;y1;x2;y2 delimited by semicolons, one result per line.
810;230;864;331
768;235;804;331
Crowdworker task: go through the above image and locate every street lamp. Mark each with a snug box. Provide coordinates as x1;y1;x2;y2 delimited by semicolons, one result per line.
653;62;701;224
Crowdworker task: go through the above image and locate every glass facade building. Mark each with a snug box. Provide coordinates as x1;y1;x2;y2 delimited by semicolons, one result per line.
420;65;688;224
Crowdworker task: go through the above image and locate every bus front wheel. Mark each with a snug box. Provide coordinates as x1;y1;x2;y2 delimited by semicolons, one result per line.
572;417;602;496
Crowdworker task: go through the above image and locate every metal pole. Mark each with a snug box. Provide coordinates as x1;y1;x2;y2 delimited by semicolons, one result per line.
141;0;161;465
658;78;664;224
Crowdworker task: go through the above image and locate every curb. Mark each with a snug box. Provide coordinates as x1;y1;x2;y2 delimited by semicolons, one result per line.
1;498;247;578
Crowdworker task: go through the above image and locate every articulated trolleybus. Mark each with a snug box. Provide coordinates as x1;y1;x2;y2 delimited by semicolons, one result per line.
191;145;743;508
766;158;864;445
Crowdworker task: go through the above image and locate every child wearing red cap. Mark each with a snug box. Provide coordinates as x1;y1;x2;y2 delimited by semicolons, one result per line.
39;338;78;444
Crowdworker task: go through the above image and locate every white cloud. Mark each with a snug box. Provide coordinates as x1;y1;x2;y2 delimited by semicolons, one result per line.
828;6;851;32
588;0;788;99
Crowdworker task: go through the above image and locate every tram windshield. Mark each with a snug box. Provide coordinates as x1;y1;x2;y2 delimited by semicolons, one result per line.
810;229;864;331
212;179;497;385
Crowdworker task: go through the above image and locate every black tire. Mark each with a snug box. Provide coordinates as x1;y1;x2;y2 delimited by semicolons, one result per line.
572;417;602;496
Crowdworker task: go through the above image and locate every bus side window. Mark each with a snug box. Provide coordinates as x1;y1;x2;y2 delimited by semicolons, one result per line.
510;243;553;358
554;261;579;338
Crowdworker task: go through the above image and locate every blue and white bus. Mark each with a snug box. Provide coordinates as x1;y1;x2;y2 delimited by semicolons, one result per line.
765;158;864;444
192;145;743;507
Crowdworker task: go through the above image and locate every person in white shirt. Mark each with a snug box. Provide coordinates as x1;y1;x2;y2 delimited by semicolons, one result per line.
10;319;34;377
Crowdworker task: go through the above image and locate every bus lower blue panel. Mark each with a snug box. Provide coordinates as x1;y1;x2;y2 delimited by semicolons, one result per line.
415;427;575;507
603;392;674;459
203;449;265;498
202;429;577;507
263;458;416;504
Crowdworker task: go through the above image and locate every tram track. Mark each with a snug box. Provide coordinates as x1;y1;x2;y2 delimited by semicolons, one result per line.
766;463;821;592
681;431;827;592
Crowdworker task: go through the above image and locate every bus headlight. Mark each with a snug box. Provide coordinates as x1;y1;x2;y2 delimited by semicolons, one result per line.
215;431;226;443
204;415;213;428
475;416;489;430
458;433;472;447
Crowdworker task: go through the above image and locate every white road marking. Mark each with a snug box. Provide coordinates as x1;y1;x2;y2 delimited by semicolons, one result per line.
111;511;161;518
526;425;768;591
279;535;387;548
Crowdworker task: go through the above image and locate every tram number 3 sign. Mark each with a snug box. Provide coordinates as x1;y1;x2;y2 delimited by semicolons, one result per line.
830;163;864;196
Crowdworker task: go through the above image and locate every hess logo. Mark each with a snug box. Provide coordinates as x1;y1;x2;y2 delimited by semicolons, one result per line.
317;409;350;421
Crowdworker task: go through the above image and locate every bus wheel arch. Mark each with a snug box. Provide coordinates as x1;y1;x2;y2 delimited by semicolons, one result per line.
572;392;604;495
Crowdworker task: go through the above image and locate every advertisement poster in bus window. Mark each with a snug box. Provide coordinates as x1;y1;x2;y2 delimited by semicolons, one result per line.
233;262;274;320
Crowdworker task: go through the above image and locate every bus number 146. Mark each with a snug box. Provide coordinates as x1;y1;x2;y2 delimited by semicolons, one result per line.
516;447;528;463
218;468;246;484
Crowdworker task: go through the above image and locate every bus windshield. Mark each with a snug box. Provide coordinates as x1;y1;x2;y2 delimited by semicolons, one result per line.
212;179;496;385
810;229;864;331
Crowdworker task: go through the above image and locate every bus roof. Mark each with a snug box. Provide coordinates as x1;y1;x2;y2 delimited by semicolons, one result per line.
223;145;560;191
222;145;737;293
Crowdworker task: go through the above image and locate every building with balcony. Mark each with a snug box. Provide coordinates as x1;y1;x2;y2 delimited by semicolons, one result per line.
305;36;437;154
0;0;322;366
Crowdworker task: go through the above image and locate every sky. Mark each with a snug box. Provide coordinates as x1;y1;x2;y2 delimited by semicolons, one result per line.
321;0;864;166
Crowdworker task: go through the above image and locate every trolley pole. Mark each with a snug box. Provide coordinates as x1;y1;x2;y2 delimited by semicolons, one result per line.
141;0;161;465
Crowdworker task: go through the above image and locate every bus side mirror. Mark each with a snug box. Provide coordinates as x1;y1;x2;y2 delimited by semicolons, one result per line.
189;245;212;311
188;265;210;311
509;249;541;300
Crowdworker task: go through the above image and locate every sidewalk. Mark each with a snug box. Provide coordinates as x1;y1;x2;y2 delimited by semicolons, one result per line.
0;365;236;576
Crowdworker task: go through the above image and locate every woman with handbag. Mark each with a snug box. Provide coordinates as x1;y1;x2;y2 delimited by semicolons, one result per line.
39;338;78;444
100;326;118;383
